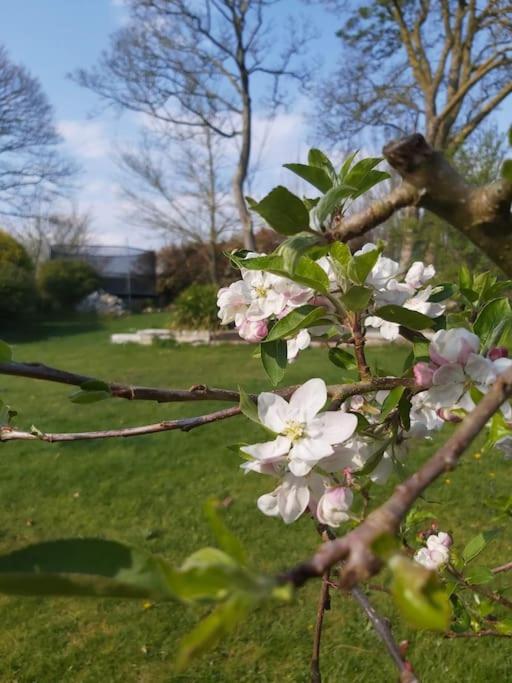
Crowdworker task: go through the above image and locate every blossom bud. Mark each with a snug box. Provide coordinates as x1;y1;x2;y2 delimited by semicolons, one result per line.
436;408;463;423
413;362;434;387
237;318;268;343
316;486;353;527
429;328;480;366
489;347;509;361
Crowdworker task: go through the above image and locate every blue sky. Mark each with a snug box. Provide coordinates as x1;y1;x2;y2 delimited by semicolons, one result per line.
1;1;510;248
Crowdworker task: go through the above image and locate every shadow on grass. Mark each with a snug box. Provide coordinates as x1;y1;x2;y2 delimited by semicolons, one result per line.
3;314;104;343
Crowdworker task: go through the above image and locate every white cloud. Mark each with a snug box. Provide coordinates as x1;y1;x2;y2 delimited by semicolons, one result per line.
58;120;109;160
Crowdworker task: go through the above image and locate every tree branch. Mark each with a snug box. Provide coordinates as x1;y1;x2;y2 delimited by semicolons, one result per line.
278;366;512;589
328;133;512;276
350;586;418;683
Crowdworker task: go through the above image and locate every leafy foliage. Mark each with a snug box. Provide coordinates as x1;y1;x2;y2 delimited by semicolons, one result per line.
38;259;100;310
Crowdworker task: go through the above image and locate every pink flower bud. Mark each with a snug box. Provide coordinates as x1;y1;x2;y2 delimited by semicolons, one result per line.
237;318;268;343
316;486;353;527
489;347;509;361
413;362;434;387
436;408;463;423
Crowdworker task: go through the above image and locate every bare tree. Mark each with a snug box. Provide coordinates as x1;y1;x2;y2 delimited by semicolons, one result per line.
119;125;236;283
0;46;74;218
73;0;311;250
18;204;92;266
316;0;512;152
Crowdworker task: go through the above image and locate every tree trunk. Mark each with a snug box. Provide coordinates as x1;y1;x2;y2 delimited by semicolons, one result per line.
233;85;256;250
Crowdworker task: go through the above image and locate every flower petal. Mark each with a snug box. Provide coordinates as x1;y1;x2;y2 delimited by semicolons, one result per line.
278;476;310;523
288;378;327;421
314;412;357;445
257;392;290;432
240;435;291;461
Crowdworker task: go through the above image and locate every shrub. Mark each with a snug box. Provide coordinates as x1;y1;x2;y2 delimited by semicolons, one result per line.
168;283;220;330
38;259;100;310
0;230;33;272
0;262;37;320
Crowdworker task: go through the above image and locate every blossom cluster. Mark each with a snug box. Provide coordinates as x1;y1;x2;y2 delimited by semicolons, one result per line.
217;260;315;361
358;243;445;340
217;244;512;529
414;532;452;571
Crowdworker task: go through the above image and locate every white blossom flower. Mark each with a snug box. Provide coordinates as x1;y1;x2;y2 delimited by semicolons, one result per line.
322;437;396;485
429;328;480;367
405;261;436;288
241;378;357;477
366;286;444;341
257;472;326;524
287;329;311;362
414;532;452;570
217;280;250;326
237;318;268;343
316;486;353;527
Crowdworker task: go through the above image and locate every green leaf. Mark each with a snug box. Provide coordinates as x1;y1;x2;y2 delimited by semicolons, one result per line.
380;386;405;419
69;390;111;404
464;566;494;585
175;593;254;672
283;163;333;193
347;246;381;284
375;305;435;330
344;157;389;197
250;186;310;236
429;283;456;303
341;285;373;312
69;379;112;404
315;184;354;226
308;148;337;182
330;242;351;268
502;159;512;182
0;539;174;600
265;305;326;342
328;347;356;370
238;386;259;425
261;339;287;386
0;340;12;363
203;500;247;566
277;232;322;273
338;151;359;180
459;265;473;290
389;555;452;631
473;298;512;348
240;254;329;293
462;529;501;564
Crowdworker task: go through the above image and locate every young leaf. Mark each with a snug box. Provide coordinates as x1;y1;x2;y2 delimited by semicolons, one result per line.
464;566;494;585
0;539;175;600
251;186;310;235
347;246;381;284
375;305;435;330
462;529;501;564
389;555;452;631
328;347;356;370
283;163;333;193
338;151;359;180
265;305;325;342
315;184;354;226
238;386;259;424
175;593;254;673
380;386;405;419
308;148;337;181
341;285;373;312
277;232;322;273
0;340;12;363
473;298;512;348
203;500;247;566
261;339;287;386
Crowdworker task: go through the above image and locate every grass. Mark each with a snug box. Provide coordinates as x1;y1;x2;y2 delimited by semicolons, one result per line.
0;313;511;682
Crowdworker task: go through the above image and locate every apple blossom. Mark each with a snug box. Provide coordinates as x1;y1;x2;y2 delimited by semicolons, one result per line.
241;378;358;479
316;486;354;527
404;261;436;288
238;318;268;343
414;532;452;571
257;472;327;524
287;329;311;362
413;362;435;387
429;328;480;367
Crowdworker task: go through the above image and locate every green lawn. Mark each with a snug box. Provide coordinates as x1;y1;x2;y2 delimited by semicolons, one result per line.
0;314;511;682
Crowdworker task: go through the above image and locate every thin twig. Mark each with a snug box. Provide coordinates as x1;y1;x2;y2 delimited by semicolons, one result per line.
447;566;512;611
310;571;330;683
492;561;512;575
445;630;512;639
0;406;241;442
350;586;418;682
